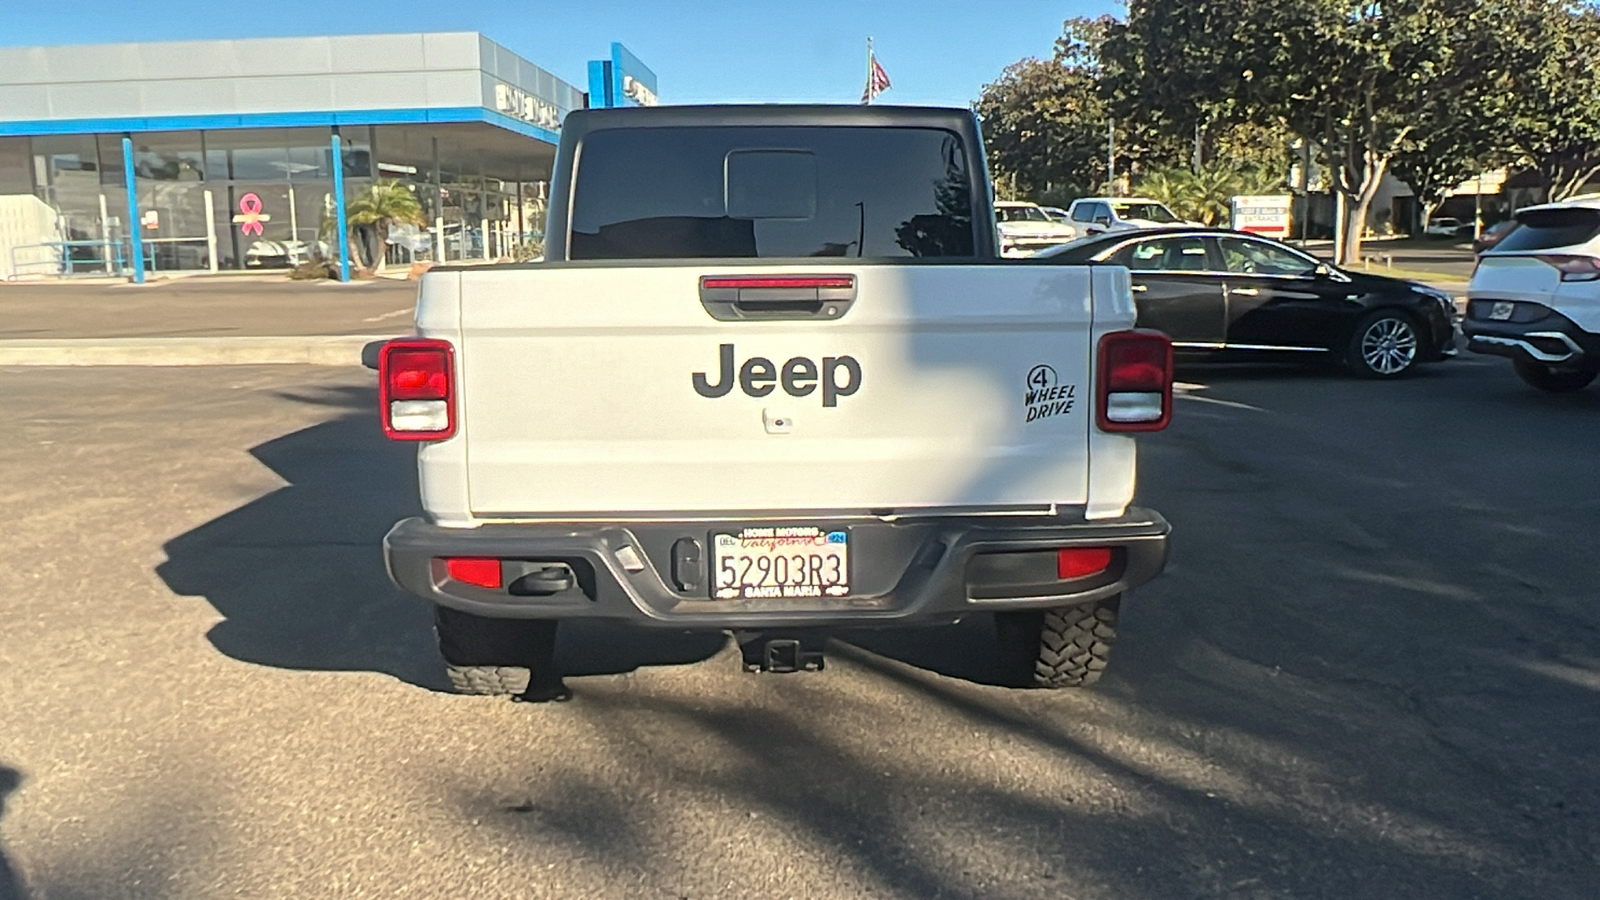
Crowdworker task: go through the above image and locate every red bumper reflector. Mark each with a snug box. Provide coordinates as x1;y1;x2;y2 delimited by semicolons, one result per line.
444;557;502;589
1057;547;1113;580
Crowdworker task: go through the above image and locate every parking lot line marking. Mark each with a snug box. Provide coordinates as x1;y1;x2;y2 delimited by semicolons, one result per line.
1176;393;1264;412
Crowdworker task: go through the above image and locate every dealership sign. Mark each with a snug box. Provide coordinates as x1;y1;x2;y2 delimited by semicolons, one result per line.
622;74;657;107
493;83;562;132
588;42;657;109
1231;195;1293;238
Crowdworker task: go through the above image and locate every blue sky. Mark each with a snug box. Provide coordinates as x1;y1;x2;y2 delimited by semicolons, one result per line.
1;0;1115;108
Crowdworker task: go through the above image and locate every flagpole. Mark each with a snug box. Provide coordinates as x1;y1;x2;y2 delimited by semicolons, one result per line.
865;36;874;105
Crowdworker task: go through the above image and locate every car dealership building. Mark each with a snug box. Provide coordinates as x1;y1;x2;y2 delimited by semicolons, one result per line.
0;33;656;280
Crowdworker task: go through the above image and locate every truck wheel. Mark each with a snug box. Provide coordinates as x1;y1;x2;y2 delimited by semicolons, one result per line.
1346;310;1421;378
1512;358;1598;393
434;607;558;696
995;596;1119;689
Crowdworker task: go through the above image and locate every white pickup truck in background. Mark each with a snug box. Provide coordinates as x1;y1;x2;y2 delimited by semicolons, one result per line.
378;105;1172;701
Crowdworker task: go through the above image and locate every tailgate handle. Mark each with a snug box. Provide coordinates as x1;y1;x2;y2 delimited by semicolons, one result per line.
735;295;825;316
699;275;857;321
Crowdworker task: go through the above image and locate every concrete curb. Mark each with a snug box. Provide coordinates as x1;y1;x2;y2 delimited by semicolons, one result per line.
0;335;392;366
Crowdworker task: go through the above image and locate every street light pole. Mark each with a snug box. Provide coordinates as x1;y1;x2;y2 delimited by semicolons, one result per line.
1474;173;1483;240
1334;192;1346;266
1107;118;1116;197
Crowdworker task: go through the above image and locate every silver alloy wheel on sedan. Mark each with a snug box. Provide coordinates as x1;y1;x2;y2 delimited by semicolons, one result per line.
1359;316;1419;375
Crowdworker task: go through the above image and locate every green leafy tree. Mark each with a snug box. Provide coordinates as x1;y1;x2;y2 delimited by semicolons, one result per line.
344;181;426;272
974;19;1114;201
1391;137;1486;233
1205;121;1295;176
974;17;1192;201
1104;0;1485;264
1486;2;1600;201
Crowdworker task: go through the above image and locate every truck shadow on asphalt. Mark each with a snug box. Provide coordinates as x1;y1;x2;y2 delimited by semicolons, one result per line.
154;385;725;692
0;766;22;900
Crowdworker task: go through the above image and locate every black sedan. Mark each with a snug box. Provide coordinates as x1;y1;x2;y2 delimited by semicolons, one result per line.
1036;228;1459;377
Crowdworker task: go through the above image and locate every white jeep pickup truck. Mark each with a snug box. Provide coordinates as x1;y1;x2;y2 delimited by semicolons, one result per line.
378;105;1172;701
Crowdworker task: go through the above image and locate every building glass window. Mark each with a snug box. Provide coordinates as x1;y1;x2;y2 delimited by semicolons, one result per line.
131;132;204;182
14;121;553;272
339;127;373;179
30;135;104;243
0;137;32;194
95;135;125;189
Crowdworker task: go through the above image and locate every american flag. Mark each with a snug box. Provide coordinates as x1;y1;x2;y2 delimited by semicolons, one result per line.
861;55;891;104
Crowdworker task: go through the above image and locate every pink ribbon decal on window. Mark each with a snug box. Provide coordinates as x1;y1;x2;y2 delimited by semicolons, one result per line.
232;193;271;236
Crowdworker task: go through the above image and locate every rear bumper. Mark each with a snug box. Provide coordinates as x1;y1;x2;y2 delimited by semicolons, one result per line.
384;510;1170;628
1463;307;1599;366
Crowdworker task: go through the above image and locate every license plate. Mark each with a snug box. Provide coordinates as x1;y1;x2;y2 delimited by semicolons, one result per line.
712;526;849;600
1488;301;1515;321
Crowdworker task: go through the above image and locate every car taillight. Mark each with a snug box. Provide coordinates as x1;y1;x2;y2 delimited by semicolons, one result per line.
1534;255;1600;282
379;338;456;441
1057;547;1113;579
1097;330;1173;432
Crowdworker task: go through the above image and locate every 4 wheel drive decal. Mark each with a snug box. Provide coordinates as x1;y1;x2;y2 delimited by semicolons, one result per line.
693;344;862;407
1024;363;1077;422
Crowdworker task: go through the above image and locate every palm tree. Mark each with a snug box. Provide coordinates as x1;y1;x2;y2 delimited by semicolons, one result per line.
1135;168;1201;220
343;181;425;273
1135;163;1287;226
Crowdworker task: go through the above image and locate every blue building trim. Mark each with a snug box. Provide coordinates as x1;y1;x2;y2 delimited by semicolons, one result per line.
120;135;144;285
331;128;351;283
587;59;613;107
0;107;560;144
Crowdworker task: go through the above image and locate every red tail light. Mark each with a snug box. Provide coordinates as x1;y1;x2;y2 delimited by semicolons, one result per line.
1057;547;1113;579
444;557;501;589
379;338;456;441
1534;255;1600;282
1097;330;1173;432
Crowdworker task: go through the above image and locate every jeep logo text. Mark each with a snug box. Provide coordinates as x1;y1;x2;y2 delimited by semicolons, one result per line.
693;344;862;407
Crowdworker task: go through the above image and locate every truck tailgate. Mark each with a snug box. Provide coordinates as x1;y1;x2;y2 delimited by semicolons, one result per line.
450;264;1106;517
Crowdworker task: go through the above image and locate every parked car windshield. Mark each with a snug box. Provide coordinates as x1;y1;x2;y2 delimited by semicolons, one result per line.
1494;207;1600;252
569;126;976;259
1113;202;1180;223
997;206;1052;223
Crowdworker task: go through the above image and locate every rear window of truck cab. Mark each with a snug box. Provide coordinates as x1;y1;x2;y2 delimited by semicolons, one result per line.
568;126;977;260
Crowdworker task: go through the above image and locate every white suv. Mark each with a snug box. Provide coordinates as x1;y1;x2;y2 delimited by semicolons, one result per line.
1464;196;1600;392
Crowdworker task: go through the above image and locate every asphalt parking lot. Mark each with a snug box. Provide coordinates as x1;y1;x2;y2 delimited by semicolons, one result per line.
0;356;1595;900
